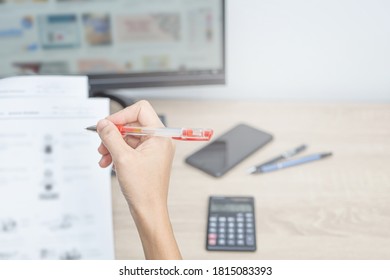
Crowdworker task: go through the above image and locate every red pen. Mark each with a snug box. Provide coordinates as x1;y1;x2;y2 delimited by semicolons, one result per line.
86;125;213;141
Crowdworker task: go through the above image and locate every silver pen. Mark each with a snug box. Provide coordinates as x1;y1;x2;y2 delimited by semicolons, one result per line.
247;144;307;174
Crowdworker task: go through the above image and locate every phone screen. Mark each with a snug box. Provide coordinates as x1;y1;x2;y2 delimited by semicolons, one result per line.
185;124;273;177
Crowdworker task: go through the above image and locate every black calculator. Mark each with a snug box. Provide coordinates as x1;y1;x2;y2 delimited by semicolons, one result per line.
206;196;256;251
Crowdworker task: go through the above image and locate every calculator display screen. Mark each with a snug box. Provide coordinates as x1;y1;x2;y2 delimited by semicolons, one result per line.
210;202;252;213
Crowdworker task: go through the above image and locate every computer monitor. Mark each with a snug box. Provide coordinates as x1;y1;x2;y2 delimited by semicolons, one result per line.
0;0;225;95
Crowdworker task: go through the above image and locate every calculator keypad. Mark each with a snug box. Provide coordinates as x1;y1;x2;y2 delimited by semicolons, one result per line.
207;212;256;251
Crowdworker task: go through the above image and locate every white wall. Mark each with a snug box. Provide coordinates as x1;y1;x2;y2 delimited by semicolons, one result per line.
119;0;390;101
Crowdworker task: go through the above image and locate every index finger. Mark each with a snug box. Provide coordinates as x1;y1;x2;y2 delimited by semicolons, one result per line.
106;100;164;127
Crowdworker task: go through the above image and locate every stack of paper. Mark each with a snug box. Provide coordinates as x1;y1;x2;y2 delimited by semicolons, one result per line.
0;76;114;259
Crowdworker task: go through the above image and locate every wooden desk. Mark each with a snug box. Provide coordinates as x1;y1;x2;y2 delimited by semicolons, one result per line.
111;100;390;259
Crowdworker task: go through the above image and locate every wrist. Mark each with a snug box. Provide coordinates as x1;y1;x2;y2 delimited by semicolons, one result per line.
129;202;169;225
130;203;181;259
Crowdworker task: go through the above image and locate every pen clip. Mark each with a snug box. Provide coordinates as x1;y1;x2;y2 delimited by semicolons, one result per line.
172;128;213;141
281;144;307;159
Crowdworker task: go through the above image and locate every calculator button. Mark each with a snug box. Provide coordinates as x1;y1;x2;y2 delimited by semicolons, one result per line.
218;233;226;239
237;228;244;234
218;217;226;222
228;222;235;228
228;233;235;239
228;228;235;233
209;216;217;222
219;222;226;228
237;222;244;228
209;222;217;227
246;223;253;228
237;239;245;246
246;228;254;234
208;233;217;239
246;240;255;246
218;239;226;245
218;228;225;233
227;239;235;246
209;227;217;233
246;235;255;246
245;213;253;218
208;239;217;246
237;233;244;239
237;217;244;222
228;217;235;222
208;233;217;246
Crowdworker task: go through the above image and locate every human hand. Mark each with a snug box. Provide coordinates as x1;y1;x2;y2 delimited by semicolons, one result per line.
96;100;181;259
96;100;175;216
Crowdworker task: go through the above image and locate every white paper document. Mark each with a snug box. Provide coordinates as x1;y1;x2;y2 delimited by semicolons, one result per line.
0;77;114;260
0;76;89;99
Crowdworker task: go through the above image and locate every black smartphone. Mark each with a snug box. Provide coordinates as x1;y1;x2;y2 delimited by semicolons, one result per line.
185;124;273;177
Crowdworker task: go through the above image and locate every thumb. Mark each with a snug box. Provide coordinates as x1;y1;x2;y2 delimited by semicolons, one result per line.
96;119;129;162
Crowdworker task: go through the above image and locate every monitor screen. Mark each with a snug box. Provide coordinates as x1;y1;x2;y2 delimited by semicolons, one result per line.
0;0;225;90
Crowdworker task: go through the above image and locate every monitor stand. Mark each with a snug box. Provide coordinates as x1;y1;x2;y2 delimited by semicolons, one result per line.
90;90;167;125
90;90;135;108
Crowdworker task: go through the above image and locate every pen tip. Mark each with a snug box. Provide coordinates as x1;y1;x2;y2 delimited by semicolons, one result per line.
85;125;97;132
246;167;257;174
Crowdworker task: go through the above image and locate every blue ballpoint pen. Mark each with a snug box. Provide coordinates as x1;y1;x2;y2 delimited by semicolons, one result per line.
258;152;332;173
247;144;307;174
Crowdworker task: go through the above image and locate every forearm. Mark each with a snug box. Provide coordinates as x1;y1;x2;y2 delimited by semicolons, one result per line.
130;205;182;260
